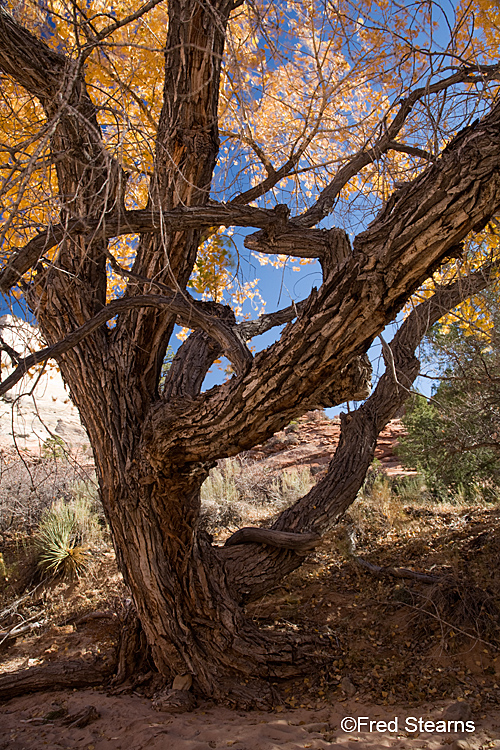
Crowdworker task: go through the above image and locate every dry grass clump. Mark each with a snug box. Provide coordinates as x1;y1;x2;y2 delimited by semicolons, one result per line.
346;475;412;539
200;457;313;535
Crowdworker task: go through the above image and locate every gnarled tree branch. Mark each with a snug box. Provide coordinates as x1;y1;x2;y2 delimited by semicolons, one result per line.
143;89;500;467
0;292;254;397
0;204;296;294
219;267;493;602
0;7;66;98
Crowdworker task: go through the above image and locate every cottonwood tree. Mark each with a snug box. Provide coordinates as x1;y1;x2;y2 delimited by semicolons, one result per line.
1;0;500;704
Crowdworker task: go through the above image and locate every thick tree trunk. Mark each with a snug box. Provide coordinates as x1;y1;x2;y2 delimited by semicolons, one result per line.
92;454;321;705
53;274;485;707
33;339;313;704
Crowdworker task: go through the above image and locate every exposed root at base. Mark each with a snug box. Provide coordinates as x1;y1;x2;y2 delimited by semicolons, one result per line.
0;657;115;701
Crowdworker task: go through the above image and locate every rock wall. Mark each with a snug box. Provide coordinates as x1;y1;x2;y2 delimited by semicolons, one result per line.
0;315;89;453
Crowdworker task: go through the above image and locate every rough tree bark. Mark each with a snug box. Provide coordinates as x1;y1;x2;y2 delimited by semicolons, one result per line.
1;1;500;705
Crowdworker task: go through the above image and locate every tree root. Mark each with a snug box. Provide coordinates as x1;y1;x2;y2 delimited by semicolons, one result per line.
0;657;115;701
0;602;328;706
111;602;156;690
352;554;441;583
0;605;154;702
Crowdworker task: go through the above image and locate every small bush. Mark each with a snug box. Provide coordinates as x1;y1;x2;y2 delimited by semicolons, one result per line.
399;393;500;502
390;473;427;503
41;436;67;460
200;458;313;533
399;305;500;503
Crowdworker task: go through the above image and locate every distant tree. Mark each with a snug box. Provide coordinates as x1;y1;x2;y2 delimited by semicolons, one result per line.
0;0;500;705
400;303;500;501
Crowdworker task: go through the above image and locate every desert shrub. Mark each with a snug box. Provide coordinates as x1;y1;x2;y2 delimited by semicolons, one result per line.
410;577;500;647
390;473;427;503
200;457;313;533
35;490;102;578
201;458;313;508
280;467;314;504
398;296;500;502
399;391;500;502
41;435;67;460
0;451;97;533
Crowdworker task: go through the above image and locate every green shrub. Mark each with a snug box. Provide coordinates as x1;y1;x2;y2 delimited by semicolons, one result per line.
390;473;427;503
41;435;67;460
397;294;500;502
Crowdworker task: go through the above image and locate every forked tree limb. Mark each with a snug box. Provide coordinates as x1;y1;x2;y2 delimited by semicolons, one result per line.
218;268;493;602
142;96;500;468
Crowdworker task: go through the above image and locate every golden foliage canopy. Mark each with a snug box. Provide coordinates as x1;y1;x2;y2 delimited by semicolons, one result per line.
0;0;499;324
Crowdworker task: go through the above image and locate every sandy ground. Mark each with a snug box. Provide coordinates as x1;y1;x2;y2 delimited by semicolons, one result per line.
1;690;500;750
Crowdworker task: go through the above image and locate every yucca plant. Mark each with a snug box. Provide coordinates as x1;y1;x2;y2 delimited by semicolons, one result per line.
36;496;98;578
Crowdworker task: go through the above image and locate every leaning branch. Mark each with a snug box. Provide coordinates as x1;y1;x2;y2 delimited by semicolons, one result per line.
296;64;500;228
0;293;254;396
274;268;495;536
143;90;500;471
0;204;297;294
219;268;492;601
